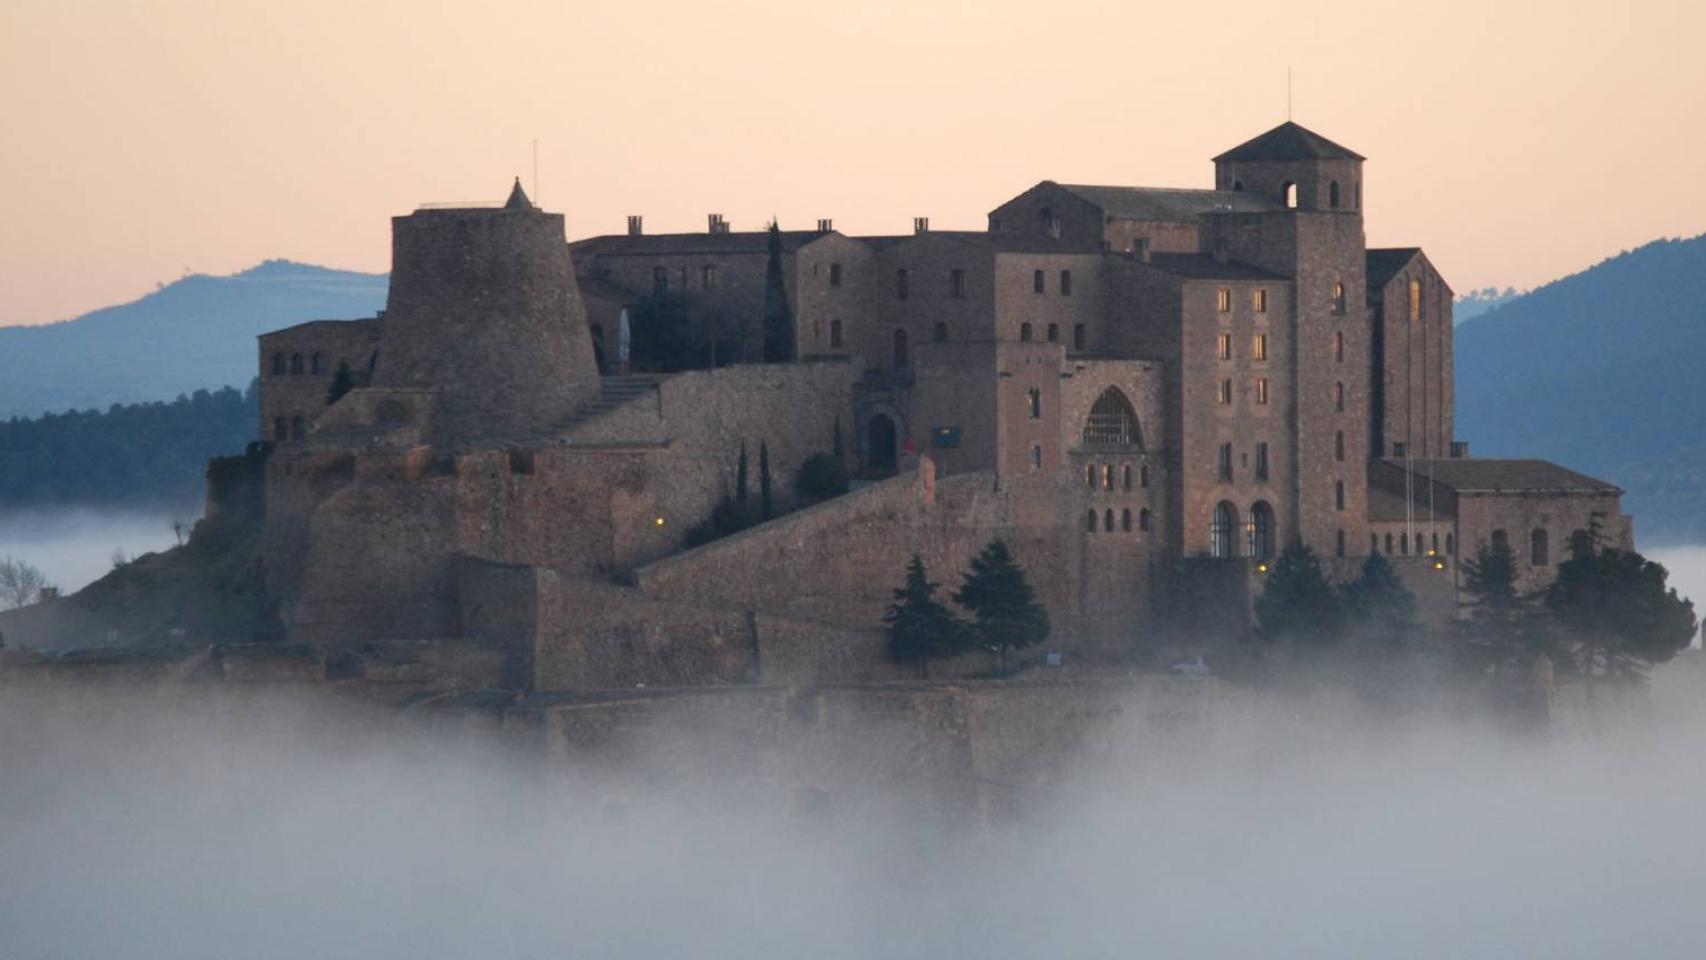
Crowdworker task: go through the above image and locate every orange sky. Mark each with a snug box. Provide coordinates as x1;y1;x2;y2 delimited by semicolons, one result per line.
2;0;1703;327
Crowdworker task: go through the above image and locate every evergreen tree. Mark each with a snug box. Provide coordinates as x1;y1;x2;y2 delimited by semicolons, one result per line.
1340;552;1418;644
759;441;774;520
735;441;749;511
1253;542;1344;645
953;538;1050;671
1544;532;1698;679
1459;538;1541;671
832;416;845;467
761;221;794;363
795;452;849;501
883;554;966;677
326;361;355;406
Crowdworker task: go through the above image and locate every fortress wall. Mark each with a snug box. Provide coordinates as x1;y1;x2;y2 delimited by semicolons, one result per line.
531;579;753;691
1455;490;1630;596
257;318;381;444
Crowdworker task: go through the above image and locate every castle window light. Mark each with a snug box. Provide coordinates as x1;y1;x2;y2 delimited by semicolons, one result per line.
1034;269;1046;294
1105;508;1116;532
1216;288;1232;313
830;320;843;348
1334;479;1346;511
1254;332;1268;360
1047;323;1060;343
1217;442;1233;482
830;263;842;287
1253;288;1268;313
703;264;719;289
1334;330;1345;363
1531;528;1550;566
1060;270;1073;296
1073;324;1086;351
896;269;910;300
290;353;304;375
1082;388;1141;448
1334;381;1345;412
1255;377;1270;405
1329;180;1341;209
1337;529;1346;558
273;416;289;442
1020;322;1034;342
1030;445;1042;469
271;353;286;375
933;322;949;343
1123;465;1132;490
1409;277;1422;323
1087;509;1098;532
1217;333;1232;360
1027;387;1042;420
1248;501;1275;560
950;268;966;299
1211;501;1239;558
1335;430;1345;462
1139;508;1151;532
1386;533;1394;554
893;329;909;368
290;415;305;441
1283;182;1297;208
1332;281;1347;315
1218;378;1233;405
652;266;668;291
1104;464;1115;490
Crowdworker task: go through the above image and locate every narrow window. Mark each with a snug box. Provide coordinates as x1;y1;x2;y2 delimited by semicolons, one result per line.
1122;465;1132;490
1060;270;1073;296
1336;529;1346;558
1334;330;1345;363
1217;333;1232;360
1122;509;1133;533
1027;387;1041;420
1139;508;1152;532
1283;182;1297;208
652;266;668;291
1103;464;1115;490
1409;278;1422;323
1020;322;1033;342
950;268;965;298
1334;382;1345;412
1371;533;1380;554
271;353;285;375
1329;181;1341;209
1253;288;1268;313
703;264;719;289
1104;508;1116;532
1218;378;1233;406
1029;445;1042;469
1255;377;1269;405
290;354;304;375
1216;288;1232;313
1401;533;1410;555
1140;464;1150;488
1033;269;1045;294
1386;533;1394;554
830;320;843;348
896;269;909;300
1253;333;1268;361
829;263;842;287
1335;430;1345;462
1047;323;1059;343
1531;529;1550;566
1332;281;1346;315
1334;479;1346;511
1073;324;1086;351
1255;442;1269;481
893;329;909;368
1086;464;1097;489
1218;442;1233;482
1211;501;1238;557
933;322;948;343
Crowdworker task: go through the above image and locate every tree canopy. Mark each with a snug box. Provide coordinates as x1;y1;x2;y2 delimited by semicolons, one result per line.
1253;542;1343;645
884;554;966;674
952;539;1050;669
1544;533;1697;678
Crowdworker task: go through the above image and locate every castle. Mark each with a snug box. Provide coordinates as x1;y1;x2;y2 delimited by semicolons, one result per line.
255;121;1630;690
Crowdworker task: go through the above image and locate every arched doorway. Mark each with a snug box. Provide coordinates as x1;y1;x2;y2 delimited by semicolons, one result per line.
867;414;898;474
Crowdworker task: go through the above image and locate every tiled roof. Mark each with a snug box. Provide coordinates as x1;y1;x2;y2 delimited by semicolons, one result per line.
860;231;1104;255
1144;253;1290;282
571;230;830;257
1379;458;1621;494
1055;184;1279;221
1366;248;1423;293
1213;122;1364;162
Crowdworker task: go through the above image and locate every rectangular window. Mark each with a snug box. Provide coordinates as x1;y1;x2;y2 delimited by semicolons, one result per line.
1253;288;1268;313
950;269;965;299
1335;480;1346;511
1255;377;1269;405
1217;333;1232;360
829;263;842;287
1253;333;1268;360
1217;288;1232;312
702;265;718;289
1218;442;1233;482
1334;330;1345;362
1217;378;1232;405
1255;442;1269;481
1033;269;1045;294
1060;270;1073;296
896;269;909;300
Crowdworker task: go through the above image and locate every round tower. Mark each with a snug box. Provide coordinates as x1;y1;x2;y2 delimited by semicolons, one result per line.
371;179;601;444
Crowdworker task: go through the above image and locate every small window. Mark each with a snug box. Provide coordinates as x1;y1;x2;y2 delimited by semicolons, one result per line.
1386;533;1394;554
1029;445;1042;469
829;263;842;287
830;320;843;348
1105;508;1116;532
933;322;948;343
290;354;304;375
1255;377;1269;405
652;266;668;291
1139;508;1151;532
950;269;965;299
1334;382;1345;412
1103;464;1115;490
1122;509;1133;533
1217;442;1233;482
1329;181;1341;209
1060;270;1073;296
1336;529;1346;558
1332;281;1346;315
1335;430;1345;462
1446;533;1455;555
1020;322;1033;342
1283;181;1297;208
1073;324;1086;351
1047;323;1059;343
1217;333;1232;360
1253;333;1268;361
896;269;909;300
1253;288;1268;313
1218;378;1233;405
1371;533;1380;554
1255;442;1269;481
1033;270;1045;294
1334;480;1346;511
703;264;719;289
1409;278;1422;323
1216;288;1232;313
311;353;325;375
1027;387;1041;419
1334;330;1345;363
1531;529;1550;566
1086;464;1097;489
1401;533;1410;555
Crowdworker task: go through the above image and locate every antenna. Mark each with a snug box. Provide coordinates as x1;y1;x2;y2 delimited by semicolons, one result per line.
532;139;539;203
1287;67;1293;121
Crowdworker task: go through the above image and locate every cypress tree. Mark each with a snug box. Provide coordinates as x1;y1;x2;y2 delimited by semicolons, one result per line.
759;441;773;520
326;361;355;406
953;538;1050;671
883;554;966;678
735;441;749;512
832;416;845;467
761;221;794;363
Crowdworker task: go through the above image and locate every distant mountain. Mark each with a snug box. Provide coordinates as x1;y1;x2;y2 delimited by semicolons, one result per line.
0;260;387;419
1453;287;1521;325
1454;234;1706;545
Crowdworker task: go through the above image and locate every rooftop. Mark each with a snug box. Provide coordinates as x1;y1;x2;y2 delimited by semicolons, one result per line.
1377;458;1621;495
1366;248;1424;293
1143;253;1290;282
1054;184;1279;221
571;230;831;257
1213;121;1364;163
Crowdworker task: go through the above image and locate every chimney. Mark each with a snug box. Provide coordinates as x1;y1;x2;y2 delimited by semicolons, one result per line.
626;215;643;236
913;217;930;234
1211;237;1230;264
817;218;833;233
708;213;728;235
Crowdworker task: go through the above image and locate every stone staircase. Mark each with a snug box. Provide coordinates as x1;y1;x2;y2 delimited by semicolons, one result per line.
562;375;663;430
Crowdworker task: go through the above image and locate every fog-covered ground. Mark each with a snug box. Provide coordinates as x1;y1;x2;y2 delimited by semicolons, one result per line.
0;507;189;594
2;680;1705;959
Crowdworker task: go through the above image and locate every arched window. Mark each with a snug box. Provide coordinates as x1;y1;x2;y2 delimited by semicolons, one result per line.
1082;388;1141;448
1386;533;1394;554
1334;330;1345;362
933;322;948;343
1104;508;1116;532
1248;501;1275;560
1371;533;1379;554
1086;509;1098;533
1122;465;1132;490
1329;181;1341;209
1020;322;1033;342
1531;528;1550;566
1139;508;1152;532
1073;324;1086;351
1086;464;1097;489
271;353;286;375
1334;382;1346;412
1283;182;1297;208
893;329;909;368
1103;464;1115;490
1034;269;1046;293
830;320;843;348
1332;281;1346;315
1211;501;1239;558
290;353;304;375
1046;323;1059;343
1122;508;1133;532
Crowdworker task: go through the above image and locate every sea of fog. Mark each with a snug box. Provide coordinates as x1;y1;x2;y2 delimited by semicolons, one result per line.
0;507;189;594
3;679;1706;958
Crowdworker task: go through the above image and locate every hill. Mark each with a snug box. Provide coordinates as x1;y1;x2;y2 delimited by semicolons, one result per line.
0;260;387;419
1454;233;1706;545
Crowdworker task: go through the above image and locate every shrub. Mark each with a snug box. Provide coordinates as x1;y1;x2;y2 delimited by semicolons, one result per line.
795;452;849;502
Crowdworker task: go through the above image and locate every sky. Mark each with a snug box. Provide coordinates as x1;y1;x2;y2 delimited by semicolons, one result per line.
2;0;1703;327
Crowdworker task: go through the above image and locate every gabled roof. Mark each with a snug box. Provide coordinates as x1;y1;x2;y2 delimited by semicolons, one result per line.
1054;184;1278;221
1213;121;1364;162
1366;248;1423;292
1377;458;1621;495
571;230;830;257
1144;253;1289;282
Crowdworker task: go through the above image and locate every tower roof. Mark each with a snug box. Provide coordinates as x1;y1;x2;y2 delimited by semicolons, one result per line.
1213;121;1364;162
504;177;535;211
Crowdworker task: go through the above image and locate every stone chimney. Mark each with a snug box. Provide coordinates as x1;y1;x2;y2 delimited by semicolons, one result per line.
708;213;729;235
913;217;930;234
626;215;643;236
817;218;833;233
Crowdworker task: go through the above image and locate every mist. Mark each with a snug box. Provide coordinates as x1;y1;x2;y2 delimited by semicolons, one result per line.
0;507;187;594
4;678;1705;959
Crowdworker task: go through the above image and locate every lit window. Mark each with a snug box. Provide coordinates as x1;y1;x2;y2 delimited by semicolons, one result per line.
1218;378;1233;405
1253;333;1268;361
1253;288;1268;313
1332;281;1346;315
1409;278;1422;323
1027;387;1041;420
1217;333;1232;360
1255;378;1269;405
1103;465;1115;490
1216;288;1232;312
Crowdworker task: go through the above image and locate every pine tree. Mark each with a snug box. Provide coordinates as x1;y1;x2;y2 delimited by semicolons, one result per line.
1254;542;1344;645
1544;535;1698;679
953;538;1050;671
1459;538;1539;671
761;221;794;363
832;416;845;467
326;361;355;406
1340;552;1418;645
736;441;749;511
759;441;774;520
883;554;966;677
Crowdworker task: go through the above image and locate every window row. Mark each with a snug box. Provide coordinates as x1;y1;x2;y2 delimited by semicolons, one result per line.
651;264;721;291
1020;322;1086;349
272;415;307;442
1490;527;1568;566
1032;269;1072;295
1214;377;1271;406
1216;441;1271;482
1374;530;1455;557
271;352;328;376
1086;506;1151;534
1215;288;1269;313
1209;500;1276;560
1084;462;1151;491
1216;332;1269;361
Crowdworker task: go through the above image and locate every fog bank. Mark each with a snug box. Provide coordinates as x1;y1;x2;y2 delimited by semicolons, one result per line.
3;679;1705;959
0;507;188;595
